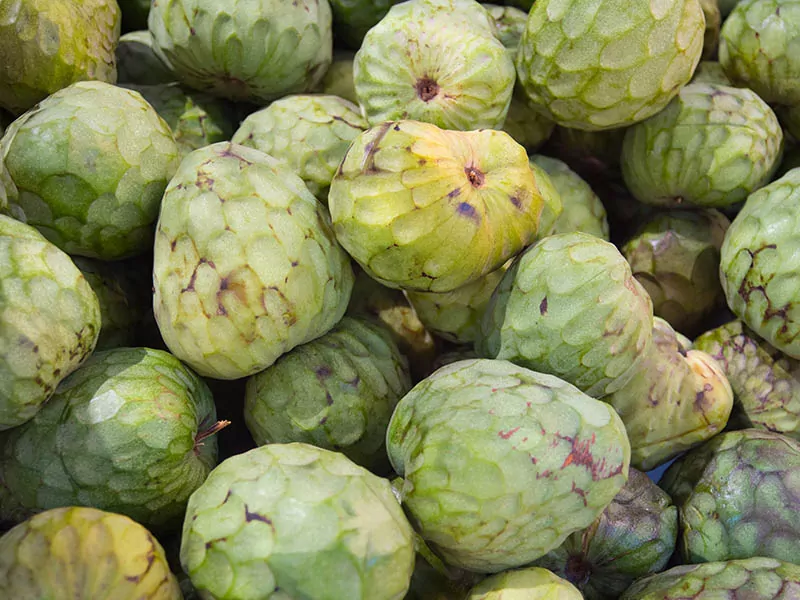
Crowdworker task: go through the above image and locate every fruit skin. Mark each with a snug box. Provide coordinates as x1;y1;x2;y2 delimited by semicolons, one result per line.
153;142;354;380
243;316;411;473
700;0;722;60
328;0;403;48
149;0;332;103
719;168;800;360
232;94;367;202
606;317;733;471
0;506;181;599
622;209;730;336
0;347;221;531
691;61;733;85
318;52;358;104
0;215;100;431
1;81;180;260
516;0;705;131
621;82;783;209
180;442;415;600
661;429;800;564
477;232;653;398
387;358;631;573
0;0;121;115
353;0;515;131
466;567;583;599
116;31;175;85
719;0;800;106
620;557;800;600
329;120;559;293
534;469;677;600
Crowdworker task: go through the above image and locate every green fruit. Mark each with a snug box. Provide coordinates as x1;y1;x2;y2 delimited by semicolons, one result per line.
180;443;415;600
232;94;367;202
485;4;527;52
149;0;333;103
244;316;411;473
516;0;705;131
329;0;403;48
661;429;800;564
620;557;800;600
700;0;722;60
621;83;783;209
534;469;678;600
116;31;175;85
353;0;515;130
0;215;100;431
545;126;627;178
477;232;653;398
318;52;358;104
503;89;557;152
719;168;800;359
329;120;560;293
153;142;354;380
0;0;120;115
690;61;733;85
466;567;583;599
1;81;180;260
530;155;610;241
388;358;631;573
0;506;181;599
0;347;223;530
720;0;800;105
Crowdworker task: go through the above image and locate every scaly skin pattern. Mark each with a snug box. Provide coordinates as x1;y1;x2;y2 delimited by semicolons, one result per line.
720;0;800;105
0;215;100;431
622;209;730;336
387;358;631;573
661;429;800;564
0;347;220;530
606;317;733;470
621;83;784;209
530;155;610;241
243;316;411;473
0;0;120;115
232;94;367;202
180;443;415;600
694;320;800;439
116;31;176;85
476;232;653;398
329;120;559;293
691;61;734;85
1;81;180;260
620;557;800;599
0;507;181;599
485;4;527;52
353;0;515;130
466;567;583;599
516;0;705;131
534;469;678;600
153;142;354;380
720;169;800;360
148;0;332;103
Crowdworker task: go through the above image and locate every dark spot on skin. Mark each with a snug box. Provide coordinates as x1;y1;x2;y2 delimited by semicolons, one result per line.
448;188;461;198
415;76;439;102
319;416;328;425
315;366;332;379
571;481;588;507
393;124;401;131
362;122;392;173
498;427;520;440
216;303;227;316
510;196;522;209
349;376;360;388
565;554;592;586
223;490;233;503
457;202;479;221
170;240;177;250
291;260;299;267
205;542;213;550
418;158;426;166
695;383;715;413
465;166;484;187
540;297;548;315
190;27;196;35
220;277;230;290
32;345;38;353
244;506;273;527
287;206;292;216
52;369;60;378
325;392;334;406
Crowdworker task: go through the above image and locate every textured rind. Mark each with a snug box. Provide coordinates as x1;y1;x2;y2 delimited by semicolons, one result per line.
621;83;783;208
700;0;721;60
691;61;734;85
243;316;411;473
116;31;176;85
620;557;800;599
180;443;415;600
660;429;800;564
1;81;180;260
0;0;120;115
149;0;333;103
485;4;527;52
476;232;654;398
719;0;800;105
328;0;403;47
318;52;358;104
720;169;800;360
466;567;583;599
503;88;557;152
516;0;705;131
387;358;631;573
622;209;730;336
606;317;733;470
546;126;626;177
694;320;800;439
153;142;354;380
232;94;367;202
353;0;515;131
0;507;181;599
530;155;609;241
0;215;100;431
534;469;678;600
329;120;558;293
0;347;219;529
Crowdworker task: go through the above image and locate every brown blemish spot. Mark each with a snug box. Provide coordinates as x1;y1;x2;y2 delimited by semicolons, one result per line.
510;196;522;209
362;121;392;173
325;392;334;406
539;297;548;315
457;202;479;222
498;427;520;439
465;166;484;188
244;506;274;529
170;239;177;251
315;366;332;379
319;416;328;425
571;481;588;506
694;383;715;413
448;188;461;198
415;76;439;102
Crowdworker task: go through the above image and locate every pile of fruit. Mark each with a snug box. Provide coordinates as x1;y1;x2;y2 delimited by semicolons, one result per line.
1;0;800;598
